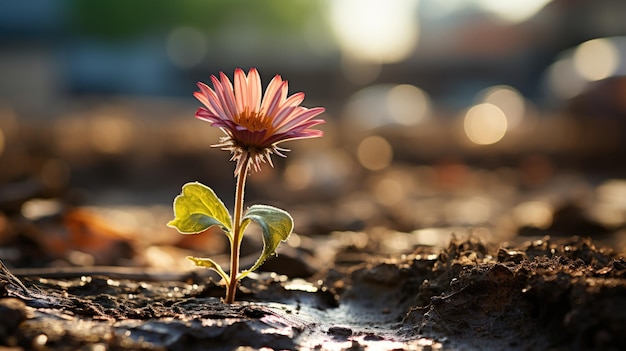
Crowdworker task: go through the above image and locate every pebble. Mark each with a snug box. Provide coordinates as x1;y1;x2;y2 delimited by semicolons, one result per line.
328;325;352;337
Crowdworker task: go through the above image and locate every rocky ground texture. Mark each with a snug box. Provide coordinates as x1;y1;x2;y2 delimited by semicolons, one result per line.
2;234;625;351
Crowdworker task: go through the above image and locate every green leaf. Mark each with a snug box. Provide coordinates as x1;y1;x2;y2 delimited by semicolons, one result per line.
167;182;232;238
238;204;294;279
187;256;229;284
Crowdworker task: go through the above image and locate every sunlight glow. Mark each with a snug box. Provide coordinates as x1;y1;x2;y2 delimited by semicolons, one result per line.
328;0;420;63
387;84;430;126
573;38;620;81
592;179;626;227
21;199;62;220
464;103;507;145
480;86;525;130
547;37;626;99
512;201;553;229
445;196;492;225
546;57;587;99
476;0;552;23
285;151;353;190
344;84;431;130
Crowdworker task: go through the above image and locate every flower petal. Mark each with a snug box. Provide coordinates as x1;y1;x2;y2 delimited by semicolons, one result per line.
219;72;238;118
260;75;285;116
264;127;323;145
210;75;235;118
280;92;305;109
195;108;225;125
233;68;248;113
193;68;325;173
247;68;262;113
265;81;289;119
194;84;228;120
274;107;325;134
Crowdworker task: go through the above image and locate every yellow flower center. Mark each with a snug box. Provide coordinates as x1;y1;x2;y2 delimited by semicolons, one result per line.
235;109;273;133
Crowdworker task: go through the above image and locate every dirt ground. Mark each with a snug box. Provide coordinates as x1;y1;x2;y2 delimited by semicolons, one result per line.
2;117;626;350
2;232;625;351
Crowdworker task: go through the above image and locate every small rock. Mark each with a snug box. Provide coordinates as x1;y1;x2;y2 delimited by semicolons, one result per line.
363;334;384;341
328;325;352;337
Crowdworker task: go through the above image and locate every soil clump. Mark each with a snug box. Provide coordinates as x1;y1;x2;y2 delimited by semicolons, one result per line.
2;235;625;350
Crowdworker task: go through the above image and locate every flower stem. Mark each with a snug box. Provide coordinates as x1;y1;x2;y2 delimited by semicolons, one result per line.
225;153;250;304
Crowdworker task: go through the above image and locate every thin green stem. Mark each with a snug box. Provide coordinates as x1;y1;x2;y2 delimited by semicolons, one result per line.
225;153;250;304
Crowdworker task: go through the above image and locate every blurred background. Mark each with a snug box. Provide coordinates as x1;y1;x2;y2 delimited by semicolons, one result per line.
1;0;626;272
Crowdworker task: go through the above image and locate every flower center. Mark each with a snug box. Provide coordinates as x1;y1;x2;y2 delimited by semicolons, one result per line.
235;110;273;133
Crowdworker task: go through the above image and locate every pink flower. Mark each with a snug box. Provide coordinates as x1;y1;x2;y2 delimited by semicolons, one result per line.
194;68;325;174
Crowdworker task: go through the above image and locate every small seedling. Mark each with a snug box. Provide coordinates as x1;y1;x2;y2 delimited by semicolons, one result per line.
168;68;325;303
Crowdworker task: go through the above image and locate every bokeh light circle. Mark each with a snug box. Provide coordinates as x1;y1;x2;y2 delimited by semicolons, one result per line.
357;136;393;171
464;103;508;145
573;38;619;81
